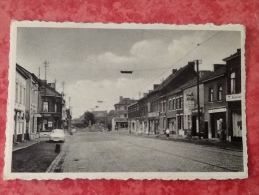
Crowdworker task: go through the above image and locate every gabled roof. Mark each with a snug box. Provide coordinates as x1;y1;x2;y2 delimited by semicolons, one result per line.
16;64;40;83
114;98;137;106
16;64;30;79
149;62;195;95
201;66;226;83
40;81;62;97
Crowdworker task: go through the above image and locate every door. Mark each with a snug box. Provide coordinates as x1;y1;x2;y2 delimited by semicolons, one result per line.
232;113;242;137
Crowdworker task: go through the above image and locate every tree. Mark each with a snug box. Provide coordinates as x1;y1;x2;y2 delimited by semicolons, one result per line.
84;111;95;126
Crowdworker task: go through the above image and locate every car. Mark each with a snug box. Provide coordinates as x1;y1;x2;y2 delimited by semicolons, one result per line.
49;129;65;142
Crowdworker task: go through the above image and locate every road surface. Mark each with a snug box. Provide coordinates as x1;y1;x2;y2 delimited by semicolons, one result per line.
60;129;243;172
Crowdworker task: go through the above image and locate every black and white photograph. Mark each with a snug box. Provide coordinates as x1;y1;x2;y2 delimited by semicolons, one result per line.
4;21;246;180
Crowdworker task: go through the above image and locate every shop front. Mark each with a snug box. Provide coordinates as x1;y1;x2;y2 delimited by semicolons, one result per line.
227;94;242;142
208;107;227;139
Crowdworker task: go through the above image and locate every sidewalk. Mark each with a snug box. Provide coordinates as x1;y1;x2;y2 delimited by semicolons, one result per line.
12;138;48;152
110;130;243;151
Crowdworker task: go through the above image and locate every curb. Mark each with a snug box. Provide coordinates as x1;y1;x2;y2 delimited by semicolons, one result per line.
46;144;67;173
12;141;41;152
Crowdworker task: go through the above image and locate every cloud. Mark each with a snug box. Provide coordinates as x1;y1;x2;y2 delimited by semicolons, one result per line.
66;77;146;118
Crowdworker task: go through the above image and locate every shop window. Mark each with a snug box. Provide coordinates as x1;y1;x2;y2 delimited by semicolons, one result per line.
43;101;49;112
231;72;236;94
209;88;214;102
218;86;223;101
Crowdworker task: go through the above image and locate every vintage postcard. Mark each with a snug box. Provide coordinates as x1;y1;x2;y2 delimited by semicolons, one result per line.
4;21;247;180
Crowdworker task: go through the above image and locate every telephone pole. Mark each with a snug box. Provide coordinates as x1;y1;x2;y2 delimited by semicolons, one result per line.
196;60;202;139
43;61;49;99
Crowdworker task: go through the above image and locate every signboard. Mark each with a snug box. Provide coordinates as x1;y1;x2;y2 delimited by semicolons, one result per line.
226;93;241;101
42;113;51;117
209;107;226;113
192;107;203;114
186;93;195;108
148;112;159;117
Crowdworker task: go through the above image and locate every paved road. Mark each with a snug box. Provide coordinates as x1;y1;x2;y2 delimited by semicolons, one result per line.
61;129;243;172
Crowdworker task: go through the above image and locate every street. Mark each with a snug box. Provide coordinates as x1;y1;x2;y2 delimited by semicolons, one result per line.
60;128;243;172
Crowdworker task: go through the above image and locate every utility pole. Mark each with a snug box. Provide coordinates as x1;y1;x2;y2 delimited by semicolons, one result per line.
43;61;49;99
196;60;202;139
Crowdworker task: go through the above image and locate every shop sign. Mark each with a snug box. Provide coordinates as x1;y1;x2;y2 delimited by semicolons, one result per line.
148;112;159;117
42;113;51;117
226;94;241;101
209;107;226;113
186;93;195;108
192;107;203;114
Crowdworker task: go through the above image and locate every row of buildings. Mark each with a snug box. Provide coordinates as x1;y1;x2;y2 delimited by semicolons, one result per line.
14;64;71;142
127;49;242;142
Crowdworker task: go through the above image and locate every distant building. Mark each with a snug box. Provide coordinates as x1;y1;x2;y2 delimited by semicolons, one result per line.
93;111;107;126
112;96;137;131
38;80;63;137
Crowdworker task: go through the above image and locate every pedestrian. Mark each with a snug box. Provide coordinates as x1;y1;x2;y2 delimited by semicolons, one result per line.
166;128;170;139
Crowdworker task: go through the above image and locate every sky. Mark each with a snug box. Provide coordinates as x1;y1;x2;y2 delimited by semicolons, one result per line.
16;25;241;118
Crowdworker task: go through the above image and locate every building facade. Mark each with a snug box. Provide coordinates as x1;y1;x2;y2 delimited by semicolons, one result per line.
38;81;63;137
224;49;242;142
112;96;136;131
14;65;29;142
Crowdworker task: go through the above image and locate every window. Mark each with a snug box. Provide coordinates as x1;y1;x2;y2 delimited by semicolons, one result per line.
124;106;127;110
218;86;223;101
20;84;22;104
124;114;127;118
163;101;166;112
176;98;179;109
43;101;48;112
179;97;183;109
209;88;214;102
55;103;57;112
231;72;236;94
168;99;172;111
15;82;18;103
172;99;175;110
23;87;26;105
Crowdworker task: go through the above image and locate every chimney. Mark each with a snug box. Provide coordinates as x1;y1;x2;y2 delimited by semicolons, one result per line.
120;96;123;101
153;84;159;90
237;48;241;53
172;69;177;74
48;83;56;89
213;64;225;71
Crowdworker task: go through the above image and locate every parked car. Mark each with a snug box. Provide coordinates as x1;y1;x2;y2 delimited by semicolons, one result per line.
49;129;65;142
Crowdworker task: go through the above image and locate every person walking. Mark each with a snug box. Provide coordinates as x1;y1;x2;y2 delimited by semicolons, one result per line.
166;128;170;139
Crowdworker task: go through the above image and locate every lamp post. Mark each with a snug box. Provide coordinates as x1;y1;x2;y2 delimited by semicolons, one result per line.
195;60;202;139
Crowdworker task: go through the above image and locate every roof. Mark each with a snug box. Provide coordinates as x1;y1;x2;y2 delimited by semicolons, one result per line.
150;62;195;95
114;98;137;106
16;64;40;83
40;81;62;97
93;111;107;118
201;66;226;83
223;49;241;62
180;71;212;90
16;64;30;79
